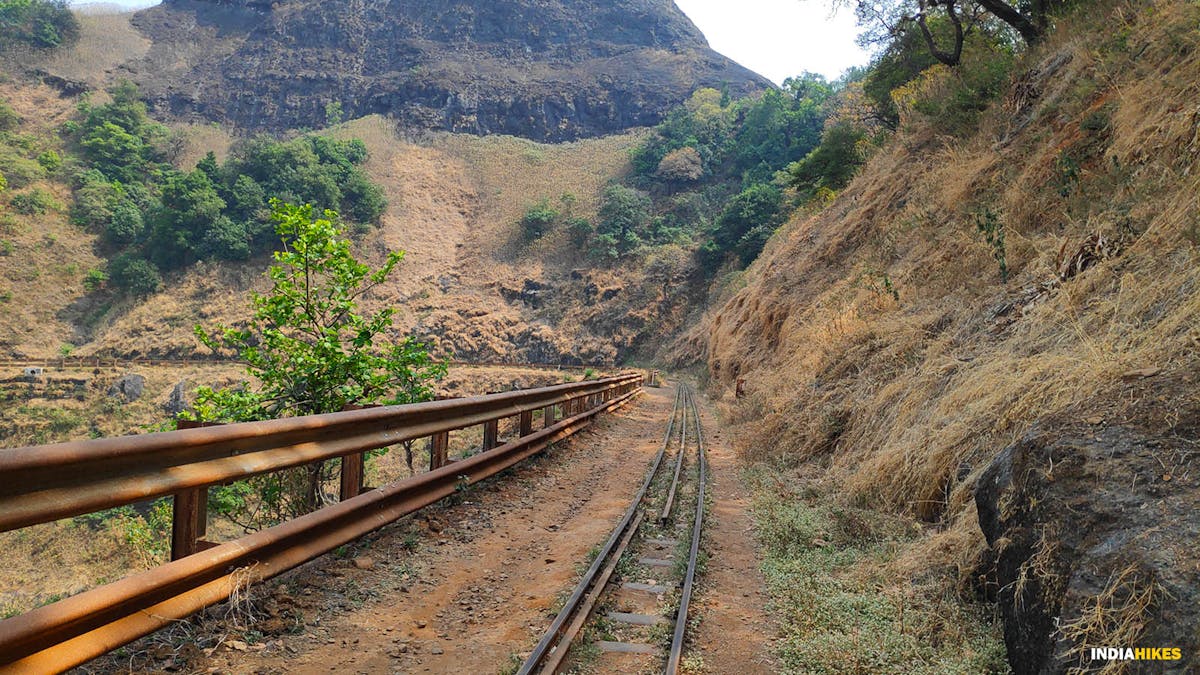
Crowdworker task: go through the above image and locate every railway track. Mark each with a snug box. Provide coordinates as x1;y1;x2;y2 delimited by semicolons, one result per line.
520;382;708;674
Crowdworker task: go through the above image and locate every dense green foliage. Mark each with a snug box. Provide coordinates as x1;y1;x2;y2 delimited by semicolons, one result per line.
0;0;78;50
571;74;837;269
191;202;446;528
65;82;386;295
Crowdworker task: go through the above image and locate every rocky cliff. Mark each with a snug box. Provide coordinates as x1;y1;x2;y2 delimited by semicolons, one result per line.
124;0;770;140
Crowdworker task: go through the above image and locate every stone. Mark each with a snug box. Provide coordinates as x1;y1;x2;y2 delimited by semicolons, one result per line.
164;380;190;415
107;374;145;402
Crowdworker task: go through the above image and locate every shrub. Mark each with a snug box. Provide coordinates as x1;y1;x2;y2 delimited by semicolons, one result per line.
36;150;60;172
0;101;19;131
82;267;107;291
520;198;559;240
108;253;162;297
0;169;6;193
9;187;59;215
656;146;703;183
788;120;868;200
192;201;446;527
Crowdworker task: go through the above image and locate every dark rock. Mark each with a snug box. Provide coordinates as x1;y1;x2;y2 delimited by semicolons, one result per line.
107;374;145;402
976;425;1200;674
164;380;190;415
129;0;770;141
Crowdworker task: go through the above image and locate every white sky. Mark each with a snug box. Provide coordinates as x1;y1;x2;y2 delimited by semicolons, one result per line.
674;0;868;83
72;0;869;83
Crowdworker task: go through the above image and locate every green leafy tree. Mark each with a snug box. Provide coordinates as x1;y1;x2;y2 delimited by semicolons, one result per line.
594;184;651;259
149;169;226;265
710;183;784;266
192;201;446;528
107;252;162;297
104;199;144;245
0;0;79;49
788;120;868;200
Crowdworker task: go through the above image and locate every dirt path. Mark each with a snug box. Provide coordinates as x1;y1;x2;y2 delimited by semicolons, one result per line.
196;385;676;674
690;391;777;673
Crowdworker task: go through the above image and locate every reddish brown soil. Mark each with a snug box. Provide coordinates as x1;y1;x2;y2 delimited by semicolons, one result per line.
689;392;777;673
108;382;775;674
193;386;677;674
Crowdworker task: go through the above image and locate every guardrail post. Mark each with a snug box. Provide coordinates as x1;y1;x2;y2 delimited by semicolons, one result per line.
430;431;449;470
543;404;556;429
340;453;364;501
170;487;207;561
483;419;498;451
519;410;533;437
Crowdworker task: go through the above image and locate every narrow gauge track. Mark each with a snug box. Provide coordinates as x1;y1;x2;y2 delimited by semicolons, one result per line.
520;382;708;674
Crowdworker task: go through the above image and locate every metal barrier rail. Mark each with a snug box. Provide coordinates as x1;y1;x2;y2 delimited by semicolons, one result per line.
0;374;641;532
0;374;643;673
0;357;606;371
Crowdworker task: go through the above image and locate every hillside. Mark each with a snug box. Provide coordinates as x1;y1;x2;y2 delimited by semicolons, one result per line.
120;0;769;140
695;0;1200;671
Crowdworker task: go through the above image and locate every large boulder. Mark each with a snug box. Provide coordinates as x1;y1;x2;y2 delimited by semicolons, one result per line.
976;423;1199;674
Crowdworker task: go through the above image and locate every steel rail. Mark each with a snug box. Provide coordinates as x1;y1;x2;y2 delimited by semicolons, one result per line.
659;386;690;523
0;388;641;674
519;385;683;675
0;373;640;532
666;385;708;674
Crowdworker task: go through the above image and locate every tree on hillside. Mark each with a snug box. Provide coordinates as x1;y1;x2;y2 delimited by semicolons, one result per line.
191;201;446;529
0;0;79;50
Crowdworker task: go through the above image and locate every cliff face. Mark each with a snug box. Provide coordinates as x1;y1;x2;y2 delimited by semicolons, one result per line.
125;0;770;140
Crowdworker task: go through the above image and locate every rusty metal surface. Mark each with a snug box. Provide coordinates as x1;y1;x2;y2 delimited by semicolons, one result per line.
0;374;640;532
666;386;708;675
520;385;681;675
0;386;641;673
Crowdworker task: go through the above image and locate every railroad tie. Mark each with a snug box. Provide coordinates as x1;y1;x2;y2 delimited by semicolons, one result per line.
621;581;669;594
607;611;670;626
638;557;674;567
643;537;677;548
597;641;659;654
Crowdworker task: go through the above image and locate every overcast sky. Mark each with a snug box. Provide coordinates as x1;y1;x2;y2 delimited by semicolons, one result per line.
72;0;868;83
675;0;868;83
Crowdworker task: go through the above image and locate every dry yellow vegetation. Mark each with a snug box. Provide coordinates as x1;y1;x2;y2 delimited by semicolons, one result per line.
697;0;1200;670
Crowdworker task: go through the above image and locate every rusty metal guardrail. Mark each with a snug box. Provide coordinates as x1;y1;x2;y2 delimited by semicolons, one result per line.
0;373;643;673
0;357;606;371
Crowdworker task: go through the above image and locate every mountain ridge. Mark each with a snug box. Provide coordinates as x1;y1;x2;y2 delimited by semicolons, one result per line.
121;0;771;140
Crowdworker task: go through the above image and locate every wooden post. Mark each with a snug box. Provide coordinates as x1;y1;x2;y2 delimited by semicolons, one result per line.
519;410;533;437
430;431;449;470
543;404;556;429
170;487;206;561
339;452;364;501
483;419;498;451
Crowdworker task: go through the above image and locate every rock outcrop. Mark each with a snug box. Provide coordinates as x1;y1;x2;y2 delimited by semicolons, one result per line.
126;0;770;140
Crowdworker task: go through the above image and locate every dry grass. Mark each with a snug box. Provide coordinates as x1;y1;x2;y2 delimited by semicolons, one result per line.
171;122;235;170
41;10;150;86
701;0;1200;668
1058;564;1161;675
0;82;104;359
708;0;1200;518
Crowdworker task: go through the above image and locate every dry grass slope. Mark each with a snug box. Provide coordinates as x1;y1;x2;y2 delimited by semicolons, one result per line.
699;0;1200;671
